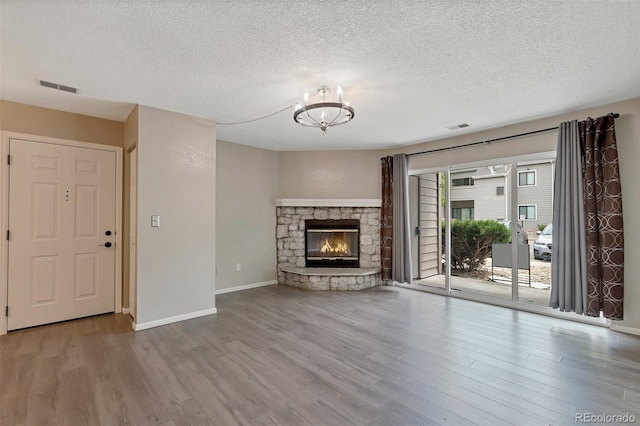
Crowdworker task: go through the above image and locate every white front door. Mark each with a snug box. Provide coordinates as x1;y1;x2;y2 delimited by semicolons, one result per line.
7;139;116;330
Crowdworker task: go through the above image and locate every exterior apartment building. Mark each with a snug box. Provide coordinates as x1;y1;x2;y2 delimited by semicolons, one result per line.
450;160;555;232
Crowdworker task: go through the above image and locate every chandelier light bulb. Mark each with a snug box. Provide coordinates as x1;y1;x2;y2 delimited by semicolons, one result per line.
293;85;355;135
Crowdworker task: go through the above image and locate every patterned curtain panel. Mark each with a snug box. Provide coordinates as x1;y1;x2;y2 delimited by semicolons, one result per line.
381;156;393;281
580;114;624;319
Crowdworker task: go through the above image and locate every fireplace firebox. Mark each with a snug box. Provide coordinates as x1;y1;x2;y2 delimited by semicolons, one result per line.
305;219;359;267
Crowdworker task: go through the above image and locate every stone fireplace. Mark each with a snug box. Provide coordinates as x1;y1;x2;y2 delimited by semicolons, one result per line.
276;201;381;290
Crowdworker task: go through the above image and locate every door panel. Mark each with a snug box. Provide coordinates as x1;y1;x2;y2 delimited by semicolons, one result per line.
31;256;59;304
32;183;60;239
75;185;99;238
419;173;441;278
8;139;116;330
74;253;98;299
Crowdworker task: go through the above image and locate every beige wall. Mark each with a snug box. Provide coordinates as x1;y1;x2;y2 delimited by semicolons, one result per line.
2;96;638;331
135;106;216;326
0;100;124;146
276;97;640;331
611;98;640;331
1;100;128;310
216;140;278;291
403;97;640;331
401;99;637;170
277;150;384;199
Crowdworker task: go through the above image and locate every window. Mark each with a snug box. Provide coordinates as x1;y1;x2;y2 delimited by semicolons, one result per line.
452;207;474;220
452;177;474;187
518;170;536;186
518;205;536;220
496;186;504;195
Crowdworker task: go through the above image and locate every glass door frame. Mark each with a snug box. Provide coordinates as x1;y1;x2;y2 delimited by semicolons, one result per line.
408;152;607;326
444;161;520;300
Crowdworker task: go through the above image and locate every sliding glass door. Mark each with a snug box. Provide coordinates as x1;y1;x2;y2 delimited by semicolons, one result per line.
448;163;513;300
516;158;555;306
441;153;556;306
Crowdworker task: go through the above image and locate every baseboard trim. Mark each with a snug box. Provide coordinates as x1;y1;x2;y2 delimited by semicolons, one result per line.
609;324;640;336
215;280;277;295
133;308;217;331
121;307;130;315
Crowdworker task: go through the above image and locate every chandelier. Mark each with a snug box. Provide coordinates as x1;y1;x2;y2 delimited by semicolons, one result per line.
293;86;355;135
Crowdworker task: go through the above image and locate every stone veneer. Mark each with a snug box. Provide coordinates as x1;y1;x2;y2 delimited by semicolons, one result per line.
279;267;380;291
276;206;381;289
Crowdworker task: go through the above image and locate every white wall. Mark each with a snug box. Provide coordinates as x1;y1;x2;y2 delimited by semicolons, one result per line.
135;106;216;328
216;140;278;292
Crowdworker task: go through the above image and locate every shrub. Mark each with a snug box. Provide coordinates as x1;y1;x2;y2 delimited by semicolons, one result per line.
443;220;511;271
537;223;547;232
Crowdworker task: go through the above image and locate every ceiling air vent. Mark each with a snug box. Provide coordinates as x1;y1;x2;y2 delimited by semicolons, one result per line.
446;123;470;130
39;80;78;94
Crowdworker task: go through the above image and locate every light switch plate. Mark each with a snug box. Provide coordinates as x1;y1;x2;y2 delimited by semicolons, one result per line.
151;215;160;227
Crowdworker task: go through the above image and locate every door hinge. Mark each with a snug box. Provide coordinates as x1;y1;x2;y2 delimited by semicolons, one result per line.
6;230;9;241
7;155;10;165
5;306;7;317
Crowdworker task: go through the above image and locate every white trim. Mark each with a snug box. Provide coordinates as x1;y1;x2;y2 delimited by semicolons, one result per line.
122;307;130;315
2;131;122;151
0;136;9;335
0;131;123;335
276;199;381;207
215;280;277;295
133;307;217;331
610;324;640;336
114;146;123;314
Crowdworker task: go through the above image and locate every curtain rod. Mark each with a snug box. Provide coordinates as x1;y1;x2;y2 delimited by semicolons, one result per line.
407;113;620;157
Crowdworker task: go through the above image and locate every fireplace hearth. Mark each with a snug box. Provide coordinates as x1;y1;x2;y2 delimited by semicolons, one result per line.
305;219;359;267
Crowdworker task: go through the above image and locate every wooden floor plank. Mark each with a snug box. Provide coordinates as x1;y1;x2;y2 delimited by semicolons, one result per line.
2;284;640;425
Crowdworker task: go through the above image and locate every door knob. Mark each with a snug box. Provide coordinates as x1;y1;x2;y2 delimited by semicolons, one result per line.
99;242;113;248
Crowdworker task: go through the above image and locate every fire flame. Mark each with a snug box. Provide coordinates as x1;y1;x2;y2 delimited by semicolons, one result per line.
320;238;349;254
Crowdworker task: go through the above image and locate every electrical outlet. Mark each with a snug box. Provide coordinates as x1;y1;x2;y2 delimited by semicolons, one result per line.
236;263;241;271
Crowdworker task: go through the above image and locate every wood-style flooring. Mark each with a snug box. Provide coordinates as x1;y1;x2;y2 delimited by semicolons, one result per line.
2;284;640;425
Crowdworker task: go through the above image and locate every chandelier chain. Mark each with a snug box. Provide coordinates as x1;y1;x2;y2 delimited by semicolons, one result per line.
217;104;294;126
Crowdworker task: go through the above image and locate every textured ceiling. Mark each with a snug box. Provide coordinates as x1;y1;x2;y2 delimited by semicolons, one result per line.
1;1;639;151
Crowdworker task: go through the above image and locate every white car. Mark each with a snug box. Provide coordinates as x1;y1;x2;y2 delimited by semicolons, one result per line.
534;223;552;261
